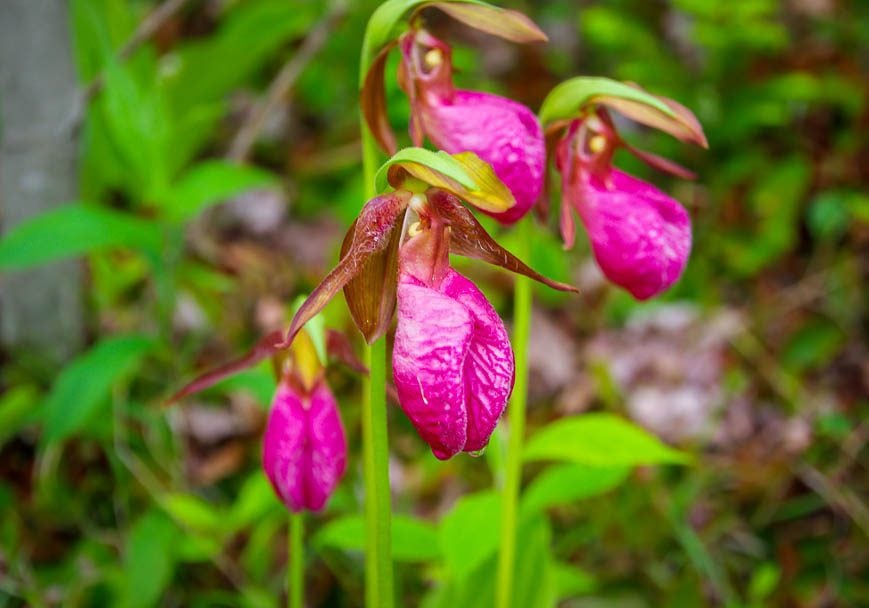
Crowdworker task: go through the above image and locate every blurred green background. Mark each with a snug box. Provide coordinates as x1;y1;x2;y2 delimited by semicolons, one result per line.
0;0;866;606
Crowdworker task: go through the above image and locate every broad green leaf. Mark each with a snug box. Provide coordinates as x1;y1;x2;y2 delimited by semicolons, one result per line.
69;0;133;80
523;414;690;466
554;562;597;599
228;472;281;530
0;386;41;449
439;490;501;580
100;60;173;199
164;0;319;110
427;513;555;608
314;514;441;562
0;205;163;270
123;510;177;608
164;161;278;223
161;493;225;536
41;335;154;444
521;464;630;515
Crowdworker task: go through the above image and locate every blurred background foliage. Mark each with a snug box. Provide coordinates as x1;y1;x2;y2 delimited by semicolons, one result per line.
0;0;867;606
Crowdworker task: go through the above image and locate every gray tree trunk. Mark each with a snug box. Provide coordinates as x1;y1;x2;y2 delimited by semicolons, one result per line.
0;0;84;364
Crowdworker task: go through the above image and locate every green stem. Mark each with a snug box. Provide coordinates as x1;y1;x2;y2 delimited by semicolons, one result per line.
495;218;533;608
288;513;304;608
360;96;394;606
362;338;393;608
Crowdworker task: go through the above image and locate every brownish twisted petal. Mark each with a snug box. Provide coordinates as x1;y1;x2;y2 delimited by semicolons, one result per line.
360;40;399;155
427;189;578;293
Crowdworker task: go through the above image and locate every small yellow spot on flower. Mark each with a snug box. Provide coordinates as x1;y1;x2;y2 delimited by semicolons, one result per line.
424;48;443;69
589;135;607;154
408;221;423;237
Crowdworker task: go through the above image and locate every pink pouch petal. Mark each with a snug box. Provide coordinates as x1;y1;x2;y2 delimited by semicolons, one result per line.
440;270;514;453
263;380;347;512
393;264;514;459
421;90;545;224
576;169;691;300
393;272;472;459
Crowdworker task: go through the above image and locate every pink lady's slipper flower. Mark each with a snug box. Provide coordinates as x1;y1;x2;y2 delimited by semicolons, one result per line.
263;374;347;512
556;118;691;300
392;207;514;459
263;328;349;512
170;150;575;458
541;78;707;300
395;29;545;224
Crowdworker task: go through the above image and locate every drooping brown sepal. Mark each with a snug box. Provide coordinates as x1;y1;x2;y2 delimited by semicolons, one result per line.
340;200;407;344
288;191;411;346
360;40;399;155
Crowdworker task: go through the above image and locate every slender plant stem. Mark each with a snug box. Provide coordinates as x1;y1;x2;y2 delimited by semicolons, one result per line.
289;513;304;608
495;218;534;608
359;78;394;605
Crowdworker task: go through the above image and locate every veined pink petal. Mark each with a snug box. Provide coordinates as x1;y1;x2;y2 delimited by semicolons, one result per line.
393;266;514;459
262;380;347;512
575;169;691;300
419;90;545;224
440;270;514;452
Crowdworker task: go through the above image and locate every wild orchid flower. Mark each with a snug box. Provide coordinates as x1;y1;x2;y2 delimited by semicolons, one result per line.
263;329;347;512
361;5;548;224
393;194;514;458
264;379;345;511
540;78;707;300
169;150;575;458
395;29;545;224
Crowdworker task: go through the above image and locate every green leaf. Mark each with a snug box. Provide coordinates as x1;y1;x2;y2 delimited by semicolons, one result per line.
161;493;225;536
165;161;278;223
540;76;676;125
426;513;555;608
228;472;281;530
314;514;441;562
0;386;41;449
123;510;177;608
41;335;154;444
0;205;163;270
524;414;690;466
521;464;630;514
554;562;597;599
439;490;501;580
100;60;173;199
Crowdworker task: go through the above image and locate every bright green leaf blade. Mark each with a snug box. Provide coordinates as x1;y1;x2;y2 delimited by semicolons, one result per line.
165;160;278;223
523;413;690;466
520;464;630;515
553;562;597;600
539;76;676;125
439;490;501;580
0;205;163;270
124;510;177;608
314;514;441;562
41;335;154;444
160;493;225;535
0;386;41;449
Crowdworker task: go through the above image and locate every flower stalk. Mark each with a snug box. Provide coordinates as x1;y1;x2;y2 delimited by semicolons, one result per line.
360;64;395;606
289;513;304;608
495;217;533;608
